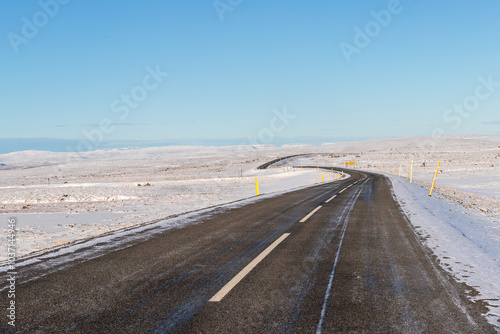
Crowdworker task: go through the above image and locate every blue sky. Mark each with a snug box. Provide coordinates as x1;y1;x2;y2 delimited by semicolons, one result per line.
1;0;499;152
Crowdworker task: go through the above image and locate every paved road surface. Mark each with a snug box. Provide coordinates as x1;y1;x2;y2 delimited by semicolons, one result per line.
1;167;495;333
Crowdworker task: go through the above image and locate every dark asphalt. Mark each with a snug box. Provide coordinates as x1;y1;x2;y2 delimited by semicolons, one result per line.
0;167;495;333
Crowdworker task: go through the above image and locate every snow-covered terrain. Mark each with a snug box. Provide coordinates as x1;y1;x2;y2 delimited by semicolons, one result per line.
389;175;500;328
1;135;499;328
277;136;500;329
0;145;343;258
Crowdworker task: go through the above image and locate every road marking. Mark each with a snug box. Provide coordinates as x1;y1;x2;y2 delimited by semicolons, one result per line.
325;195;337;203
299;205;322;222
316;187;363;334
209;233;291;302
339;188;346;193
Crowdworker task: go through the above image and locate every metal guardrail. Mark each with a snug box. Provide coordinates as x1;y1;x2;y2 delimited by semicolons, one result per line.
256;154;314;170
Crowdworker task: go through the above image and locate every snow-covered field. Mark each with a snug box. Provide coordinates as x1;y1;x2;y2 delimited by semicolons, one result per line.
1;135;499;328
389;175;500;328
0;145;346;258
277;136;500;328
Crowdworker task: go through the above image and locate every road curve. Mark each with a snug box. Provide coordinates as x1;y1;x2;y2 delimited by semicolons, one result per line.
1;166;495;333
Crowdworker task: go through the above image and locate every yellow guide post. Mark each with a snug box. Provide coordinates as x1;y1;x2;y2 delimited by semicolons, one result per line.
399;163;402;177
338;172;340;179
428;162;441;196
322;174;324;182
255;177;259;196
389;164;391;174
410;160;414;184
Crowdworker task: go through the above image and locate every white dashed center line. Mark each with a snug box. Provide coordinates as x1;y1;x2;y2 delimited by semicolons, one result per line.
325;195;337;203
299;206;323;223
209;233;291;302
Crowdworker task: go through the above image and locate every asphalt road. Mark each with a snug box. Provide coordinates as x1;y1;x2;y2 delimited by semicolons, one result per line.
1;167;495;333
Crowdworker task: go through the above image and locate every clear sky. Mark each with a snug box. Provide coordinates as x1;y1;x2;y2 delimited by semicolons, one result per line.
1;0;500;152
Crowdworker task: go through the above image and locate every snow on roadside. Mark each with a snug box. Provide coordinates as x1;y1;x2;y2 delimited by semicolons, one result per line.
1;135;498;329
0;166;342;261
415;181;500;220
388;175;500;329
287;148;500;329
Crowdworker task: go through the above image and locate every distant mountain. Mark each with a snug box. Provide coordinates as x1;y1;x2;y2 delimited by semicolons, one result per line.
0;138;82;154
0;137;344;154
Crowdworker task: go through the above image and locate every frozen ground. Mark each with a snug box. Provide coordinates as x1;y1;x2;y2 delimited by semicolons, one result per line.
280;136;500;329
389;175;500;328
0;145;344;258
1;136;499;328
289;135;500;197
1;136;498;258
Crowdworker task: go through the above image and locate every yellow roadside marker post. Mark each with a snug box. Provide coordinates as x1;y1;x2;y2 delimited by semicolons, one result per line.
338;172;341;179
255;177;260;196
399;163;402;177
428;162;441;196
389;164;391;174
322;174;324;182
410;160;414;184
